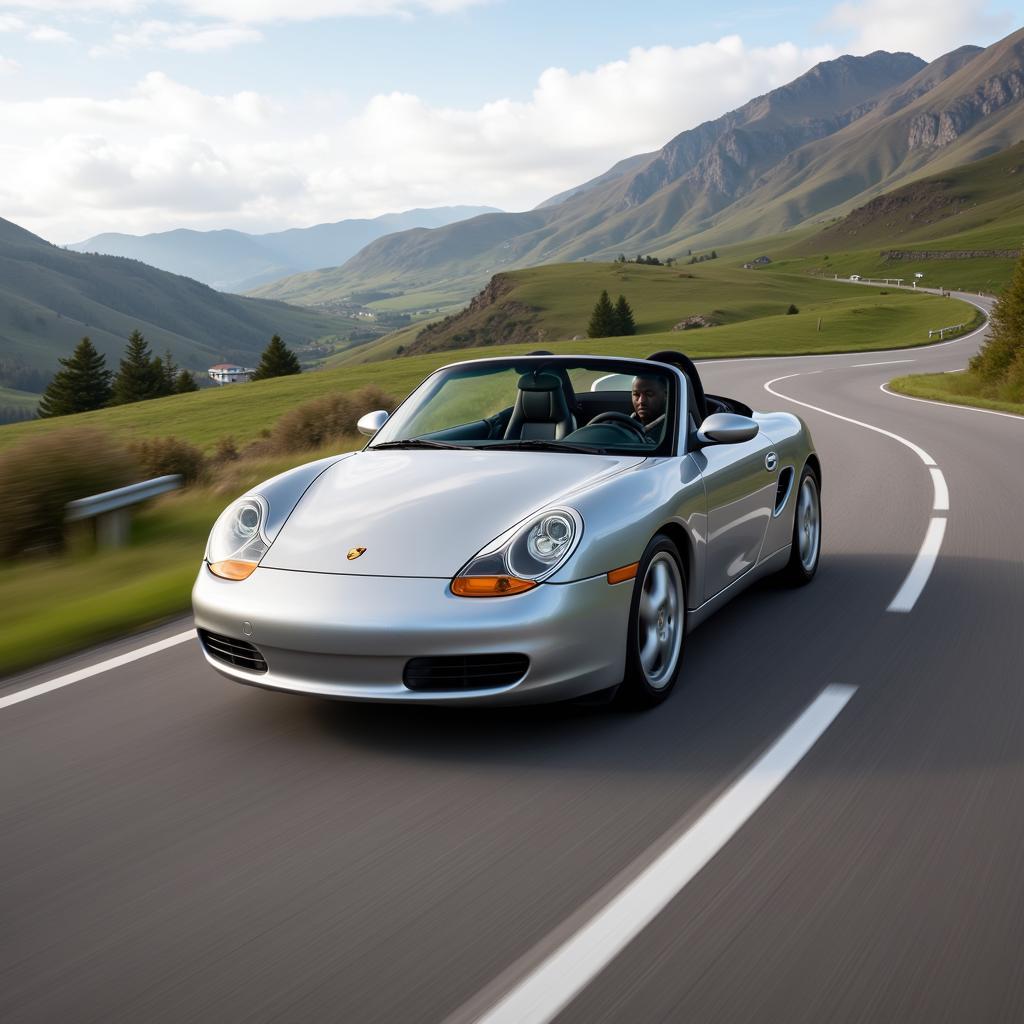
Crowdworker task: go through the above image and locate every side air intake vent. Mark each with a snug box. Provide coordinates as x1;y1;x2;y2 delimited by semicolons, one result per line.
774;467;795;515
199;629;268;673
403;654;529;691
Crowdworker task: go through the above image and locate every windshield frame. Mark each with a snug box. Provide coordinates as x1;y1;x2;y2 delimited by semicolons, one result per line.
366;354;686;457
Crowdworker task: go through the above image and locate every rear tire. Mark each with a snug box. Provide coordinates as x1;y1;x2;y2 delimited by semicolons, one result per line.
616;535;687;710
780;464;821;586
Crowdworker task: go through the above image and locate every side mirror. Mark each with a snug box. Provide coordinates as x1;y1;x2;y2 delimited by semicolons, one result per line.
695;412;758;446
357;410;390;436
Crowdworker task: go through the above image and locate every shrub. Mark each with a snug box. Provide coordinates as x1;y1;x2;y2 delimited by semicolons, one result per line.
786;304;800;315
270;385;397;453
0;428;139;558
213;436;239;463
131;436;206;485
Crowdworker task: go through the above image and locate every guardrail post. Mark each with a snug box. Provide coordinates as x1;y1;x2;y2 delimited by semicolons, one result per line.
96;509;132;548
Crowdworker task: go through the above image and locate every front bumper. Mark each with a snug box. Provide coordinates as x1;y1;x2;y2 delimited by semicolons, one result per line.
191;565;633;705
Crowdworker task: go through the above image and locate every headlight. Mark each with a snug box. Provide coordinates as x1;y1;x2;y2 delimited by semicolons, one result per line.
452;507;582;597
206;496;271;580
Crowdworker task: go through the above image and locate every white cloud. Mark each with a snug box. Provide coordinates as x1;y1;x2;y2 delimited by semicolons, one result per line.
0;15;26;31
824;0;1014;60
164;23;262;51
0;0;485;19
29;25;73;42
0;54;18;72
2;37;842;240
91;18;262;54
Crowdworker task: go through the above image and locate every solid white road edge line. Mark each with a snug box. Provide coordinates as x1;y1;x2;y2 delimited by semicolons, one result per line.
930;468;949;512
851;359;915;368
0;630;197;711
764;374;947;613
888;518;947;613
881;382;1024;421
468;684;857;1024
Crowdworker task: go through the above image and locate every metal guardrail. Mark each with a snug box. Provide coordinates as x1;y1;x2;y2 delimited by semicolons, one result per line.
928;323;966;340
66;474;182;548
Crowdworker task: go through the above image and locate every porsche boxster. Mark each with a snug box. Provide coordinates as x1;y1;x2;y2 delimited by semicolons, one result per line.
192;351;821;707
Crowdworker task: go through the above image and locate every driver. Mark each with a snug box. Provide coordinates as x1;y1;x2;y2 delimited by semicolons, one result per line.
631;375;667;426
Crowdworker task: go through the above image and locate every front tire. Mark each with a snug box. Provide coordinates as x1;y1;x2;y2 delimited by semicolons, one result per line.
780;464;821;586
616;535;687;709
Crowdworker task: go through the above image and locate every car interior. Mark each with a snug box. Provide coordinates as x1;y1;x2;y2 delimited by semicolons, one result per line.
390;351;753;453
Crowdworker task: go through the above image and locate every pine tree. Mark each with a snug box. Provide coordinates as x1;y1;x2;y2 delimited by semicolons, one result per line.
614;295;637;336
110;330;164;405
175;369;199;393
251;335;301;380
587;291;618;338
158;349;178;396
970;253;1024;385
37;337;112;418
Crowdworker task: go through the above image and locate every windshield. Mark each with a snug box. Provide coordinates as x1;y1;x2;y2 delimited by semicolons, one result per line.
369;357;679;456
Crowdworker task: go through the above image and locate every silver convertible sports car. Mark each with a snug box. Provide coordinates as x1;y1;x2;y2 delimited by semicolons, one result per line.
192;351;821;708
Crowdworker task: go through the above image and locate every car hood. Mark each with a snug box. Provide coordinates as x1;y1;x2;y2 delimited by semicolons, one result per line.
260;449;642;577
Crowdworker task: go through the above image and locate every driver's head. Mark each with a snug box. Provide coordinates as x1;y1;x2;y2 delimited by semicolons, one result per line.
631;375;667;424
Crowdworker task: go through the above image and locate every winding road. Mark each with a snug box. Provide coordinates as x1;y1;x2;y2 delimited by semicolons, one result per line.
3;290;1023;1023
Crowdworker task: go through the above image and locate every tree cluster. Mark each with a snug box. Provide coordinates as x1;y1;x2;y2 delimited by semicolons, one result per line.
588;291;637;338
614;254;675;267
38;332;199;419
970;252;1024;401
688;251;718;264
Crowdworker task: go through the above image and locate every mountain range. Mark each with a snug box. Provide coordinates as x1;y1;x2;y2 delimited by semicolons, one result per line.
68;206;499;293
0;216;354;392
250;26;1023;310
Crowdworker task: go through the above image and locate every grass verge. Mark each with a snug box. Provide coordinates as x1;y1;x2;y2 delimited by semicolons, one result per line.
887;371;1024;418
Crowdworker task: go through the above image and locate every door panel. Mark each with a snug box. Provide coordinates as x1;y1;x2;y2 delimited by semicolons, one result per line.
690;434;777;601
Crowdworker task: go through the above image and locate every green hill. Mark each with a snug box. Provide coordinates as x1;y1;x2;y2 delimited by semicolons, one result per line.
0;217;355;392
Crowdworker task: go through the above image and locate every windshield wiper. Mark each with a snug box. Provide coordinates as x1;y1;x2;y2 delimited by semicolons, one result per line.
485;440;609;455
370;439;469;450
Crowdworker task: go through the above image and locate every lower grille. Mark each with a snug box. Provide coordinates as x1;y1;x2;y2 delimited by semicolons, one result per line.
403;654;529;692
199;629;268;673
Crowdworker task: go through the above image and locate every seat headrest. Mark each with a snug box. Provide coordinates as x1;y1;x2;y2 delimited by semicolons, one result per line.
517;371;562;392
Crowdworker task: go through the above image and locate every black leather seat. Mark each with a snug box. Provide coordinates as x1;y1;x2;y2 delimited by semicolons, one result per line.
504;371;576;440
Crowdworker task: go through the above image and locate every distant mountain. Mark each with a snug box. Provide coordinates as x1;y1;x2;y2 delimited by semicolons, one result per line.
254;49;933;306
68;206;500;293
0;217;353;392
257;30;1024;311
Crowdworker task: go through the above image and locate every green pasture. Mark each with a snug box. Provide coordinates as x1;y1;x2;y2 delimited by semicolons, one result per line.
0;278;977;456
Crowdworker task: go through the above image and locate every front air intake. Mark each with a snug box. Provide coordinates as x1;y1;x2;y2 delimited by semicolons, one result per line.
403;654;529;691
199;629;268;673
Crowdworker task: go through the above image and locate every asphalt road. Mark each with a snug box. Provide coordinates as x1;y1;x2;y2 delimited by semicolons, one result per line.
3;289;1023;1024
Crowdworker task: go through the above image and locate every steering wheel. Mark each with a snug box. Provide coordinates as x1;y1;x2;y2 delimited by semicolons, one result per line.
588;411;649;441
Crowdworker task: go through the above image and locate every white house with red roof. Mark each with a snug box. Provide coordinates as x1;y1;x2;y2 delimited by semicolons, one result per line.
208;363;256;385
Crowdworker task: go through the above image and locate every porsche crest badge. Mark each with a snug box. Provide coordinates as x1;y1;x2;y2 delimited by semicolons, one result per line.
347;546;367;560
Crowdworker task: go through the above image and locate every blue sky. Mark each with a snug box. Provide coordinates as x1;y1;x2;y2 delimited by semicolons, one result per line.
0;0;1019;241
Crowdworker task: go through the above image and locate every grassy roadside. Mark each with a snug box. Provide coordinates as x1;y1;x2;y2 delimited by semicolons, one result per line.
888;371;1024;418
0;441;359;678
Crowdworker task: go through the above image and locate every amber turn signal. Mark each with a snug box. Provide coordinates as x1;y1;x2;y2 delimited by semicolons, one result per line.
208;559;259;581
451;575;537;597
606;561;639;585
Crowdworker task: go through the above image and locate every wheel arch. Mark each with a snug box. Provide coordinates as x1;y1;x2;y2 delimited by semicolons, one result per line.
805;452;822;491
653;520;694;592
